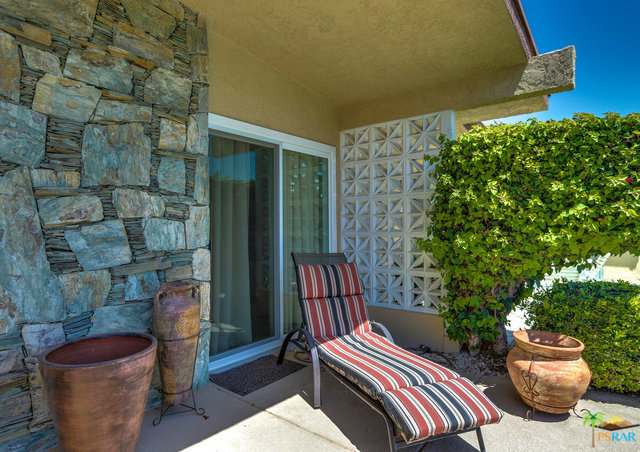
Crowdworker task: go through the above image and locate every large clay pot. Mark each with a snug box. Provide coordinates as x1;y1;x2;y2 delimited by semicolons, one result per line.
39;333;157;452
153;282;200;405
507;329;591;414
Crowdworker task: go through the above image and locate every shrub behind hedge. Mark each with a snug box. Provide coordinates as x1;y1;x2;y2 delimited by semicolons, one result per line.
524;280;640;392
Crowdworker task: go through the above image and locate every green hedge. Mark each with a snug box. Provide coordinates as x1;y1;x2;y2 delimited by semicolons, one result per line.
419;113;640;347
524;280;640;392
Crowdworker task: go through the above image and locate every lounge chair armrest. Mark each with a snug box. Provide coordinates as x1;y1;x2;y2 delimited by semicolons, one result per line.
296;328;318;352
370;321;394;343
277;328;317;363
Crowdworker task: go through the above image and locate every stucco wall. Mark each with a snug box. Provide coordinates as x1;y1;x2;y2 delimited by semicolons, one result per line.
368;307;459;353
603;253;640;282
208;31;339;146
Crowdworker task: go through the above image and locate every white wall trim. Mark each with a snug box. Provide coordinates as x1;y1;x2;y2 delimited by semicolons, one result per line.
207;114;337;370
208;114;335;155
208;340;282;373
208;113;337;253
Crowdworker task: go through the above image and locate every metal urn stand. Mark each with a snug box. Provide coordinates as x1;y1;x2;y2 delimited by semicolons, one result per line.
152;282;205;426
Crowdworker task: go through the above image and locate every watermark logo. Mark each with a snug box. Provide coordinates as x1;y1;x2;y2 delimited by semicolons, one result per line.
581;409;637;448
582;411;605;448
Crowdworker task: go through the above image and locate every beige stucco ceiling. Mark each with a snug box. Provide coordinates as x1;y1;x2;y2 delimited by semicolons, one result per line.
183;0;528;107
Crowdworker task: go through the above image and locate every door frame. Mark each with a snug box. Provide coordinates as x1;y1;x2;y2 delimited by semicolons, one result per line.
207;114;336;372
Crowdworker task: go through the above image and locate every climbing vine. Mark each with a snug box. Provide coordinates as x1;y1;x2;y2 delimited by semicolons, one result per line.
419;113;640;347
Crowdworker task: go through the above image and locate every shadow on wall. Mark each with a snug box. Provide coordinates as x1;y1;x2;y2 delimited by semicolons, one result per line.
603;253;640;283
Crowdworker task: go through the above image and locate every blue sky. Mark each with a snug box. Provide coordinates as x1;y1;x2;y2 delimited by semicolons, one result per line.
487;0;640;125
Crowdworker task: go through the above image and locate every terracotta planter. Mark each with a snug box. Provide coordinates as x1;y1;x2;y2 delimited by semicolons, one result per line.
39;333;157;452
507;329;591;414
153;282;200;405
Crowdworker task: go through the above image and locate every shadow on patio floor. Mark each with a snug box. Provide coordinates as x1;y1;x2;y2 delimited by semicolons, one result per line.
137;354;640;452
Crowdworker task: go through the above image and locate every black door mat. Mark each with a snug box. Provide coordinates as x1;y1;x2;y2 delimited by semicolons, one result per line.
209;355;305;396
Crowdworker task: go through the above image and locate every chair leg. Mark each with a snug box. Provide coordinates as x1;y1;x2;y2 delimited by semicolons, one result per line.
276;330;297;365
384;413;397;452
277;329;322;408
310;346;322;408
476;427;486;452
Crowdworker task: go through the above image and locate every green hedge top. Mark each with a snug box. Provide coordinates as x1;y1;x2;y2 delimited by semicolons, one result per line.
525;280;640;392
420;113;640;345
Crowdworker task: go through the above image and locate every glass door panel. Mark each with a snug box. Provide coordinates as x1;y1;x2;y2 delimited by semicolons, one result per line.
210;135;276;358
282;149;330;333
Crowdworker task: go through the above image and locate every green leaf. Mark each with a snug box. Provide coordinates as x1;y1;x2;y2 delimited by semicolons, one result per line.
421;112;640;359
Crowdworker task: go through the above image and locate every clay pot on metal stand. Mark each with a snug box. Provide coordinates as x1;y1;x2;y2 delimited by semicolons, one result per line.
507;329;591;414
39;333;157;452
152;282;203;424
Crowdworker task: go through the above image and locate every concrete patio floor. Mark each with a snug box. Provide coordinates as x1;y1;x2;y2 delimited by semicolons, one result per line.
137;354;640;452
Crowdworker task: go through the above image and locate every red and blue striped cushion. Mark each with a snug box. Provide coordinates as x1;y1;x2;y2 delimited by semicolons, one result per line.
294;260;502;443
300;295;370;338
296;262;363;299
297;262;368;338
380;378;503;443
315;332;459;398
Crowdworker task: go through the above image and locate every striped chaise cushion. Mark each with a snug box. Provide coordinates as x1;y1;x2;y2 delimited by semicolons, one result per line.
297;262;370;338
301;295;371;338
380;378;504;443
296;263;363;299
315;332;459;398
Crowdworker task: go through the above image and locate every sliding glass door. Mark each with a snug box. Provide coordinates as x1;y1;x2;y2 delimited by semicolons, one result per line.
282;150;330;332
208;121;334;365
210;135;276;357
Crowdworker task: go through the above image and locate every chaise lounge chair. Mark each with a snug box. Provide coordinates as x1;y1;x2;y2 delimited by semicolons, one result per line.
278;253;503;451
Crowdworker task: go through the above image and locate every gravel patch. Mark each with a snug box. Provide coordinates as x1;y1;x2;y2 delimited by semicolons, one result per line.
405;346;508;379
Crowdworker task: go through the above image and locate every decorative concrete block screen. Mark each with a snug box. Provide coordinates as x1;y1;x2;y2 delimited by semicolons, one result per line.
0;1;210;448
340;112;454;313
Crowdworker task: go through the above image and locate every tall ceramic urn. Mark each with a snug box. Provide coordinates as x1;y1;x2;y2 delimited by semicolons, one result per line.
153;282;201;407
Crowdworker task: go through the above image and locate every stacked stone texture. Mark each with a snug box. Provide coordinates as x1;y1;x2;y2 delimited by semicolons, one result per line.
0;1;211;449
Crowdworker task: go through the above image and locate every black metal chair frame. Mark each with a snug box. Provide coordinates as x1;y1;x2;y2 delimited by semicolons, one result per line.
277;253;487;452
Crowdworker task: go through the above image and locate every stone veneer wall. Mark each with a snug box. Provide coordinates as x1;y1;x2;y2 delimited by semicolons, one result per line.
0;1;211;449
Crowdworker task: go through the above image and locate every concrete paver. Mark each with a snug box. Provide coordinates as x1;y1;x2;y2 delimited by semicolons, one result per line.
137;356;640;452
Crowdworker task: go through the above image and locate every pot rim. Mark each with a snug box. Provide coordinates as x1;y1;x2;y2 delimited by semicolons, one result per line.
39;332;157;369
513;329;585;354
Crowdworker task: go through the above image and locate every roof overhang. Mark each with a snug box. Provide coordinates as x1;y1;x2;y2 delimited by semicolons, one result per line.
182;0;575;131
